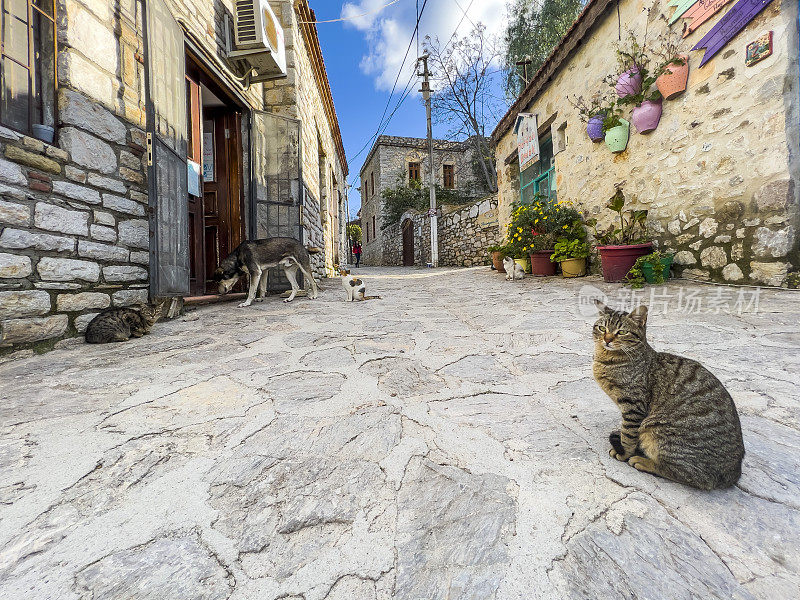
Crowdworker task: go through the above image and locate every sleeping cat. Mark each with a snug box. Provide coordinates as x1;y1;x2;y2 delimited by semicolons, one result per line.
592;300;744;490
85;302;165;344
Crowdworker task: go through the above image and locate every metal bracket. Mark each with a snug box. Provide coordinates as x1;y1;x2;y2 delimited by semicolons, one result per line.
146;133;153;166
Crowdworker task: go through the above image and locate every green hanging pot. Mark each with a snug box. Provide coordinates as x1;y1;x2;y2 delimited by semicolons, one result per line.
604;119;630;153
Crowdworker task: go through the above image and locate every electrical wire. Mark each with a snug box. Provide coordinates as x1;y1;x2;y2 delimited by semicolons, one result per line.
347;0;430;178
299;0;402;24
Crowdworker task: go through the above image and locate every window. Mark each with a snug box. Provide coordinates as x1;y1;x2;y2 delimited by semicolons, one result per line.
408;161;420;183
370;172;374;197
1;0;57;135
442;164;455;189
372;215;376;240
520;135;556;204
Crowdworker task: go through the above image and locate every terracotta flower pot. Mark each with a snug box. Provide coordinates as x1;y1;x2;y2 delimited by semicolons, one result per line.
616;67;642;98
514;257;531;274
529;251;557;276
597;243;653;282
492;251;506;273
632;99;662;134
560;258;587;278
604;119;630;153
656;55;689;100
587;113;605;142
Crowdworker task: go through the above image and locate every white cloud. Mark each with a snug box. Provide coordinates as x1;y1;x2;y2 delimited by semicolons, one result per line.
341;0;508;92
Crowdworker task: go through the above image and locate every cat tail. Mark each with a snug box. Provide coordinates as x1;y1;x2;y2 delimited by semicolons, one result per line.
362;295;382;300
306;246;322;255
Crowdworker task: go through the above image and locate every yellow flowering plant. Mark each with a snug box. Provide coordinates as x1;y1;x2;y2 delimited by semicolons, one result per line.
506;195;586;255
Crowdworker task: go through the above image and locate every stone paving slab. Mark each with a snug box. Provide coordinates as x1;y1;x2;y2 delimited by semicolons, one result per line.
0;267;798;599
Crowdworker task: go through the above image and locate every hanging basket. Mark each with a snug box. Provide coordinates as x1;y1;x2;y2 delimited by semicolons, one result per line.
632;99;663;134
587;114;606;142
656;55;689;100
604;119;630;153
616;67;642;98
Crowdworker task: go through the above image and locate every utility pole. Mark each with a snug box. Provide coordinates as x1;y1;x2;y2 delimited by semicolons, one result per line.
418;52;438;267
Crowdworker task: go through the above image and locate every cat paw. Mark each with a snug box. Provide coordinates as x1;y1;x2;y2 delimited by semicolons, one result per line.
628;455;655;473
283;298;293;303
609;448;629;461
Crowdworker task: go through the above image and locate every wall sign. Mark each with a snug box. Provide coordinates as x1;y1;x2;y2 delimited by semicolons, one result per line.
692;0;776;68
681;0;734;38
668;0;701;25
514;112;540;170
477;207;499;228
745;30;773;65
187;160;201;197
202;131;214;182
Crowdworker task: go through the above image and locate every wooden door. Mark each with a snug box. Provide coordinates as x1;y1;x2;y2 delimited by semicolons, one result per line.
203;111;244;291
185;75;205;296
402;219;414;266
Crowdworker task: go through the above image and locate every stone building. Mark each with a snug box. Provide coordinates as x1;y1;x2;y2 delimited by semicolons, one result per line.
0;0;348;354
493;0;799;286
359;135;491;266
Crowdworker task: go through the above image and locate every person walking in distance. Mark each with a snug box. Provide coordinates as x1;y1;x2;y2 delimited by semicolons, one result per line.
353;242;362;268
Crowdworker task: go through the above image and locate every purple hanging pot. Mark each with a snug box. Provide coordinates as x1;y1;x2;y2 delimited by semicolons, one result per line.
632;99;663;134
615;67;642;98
587;113;605;142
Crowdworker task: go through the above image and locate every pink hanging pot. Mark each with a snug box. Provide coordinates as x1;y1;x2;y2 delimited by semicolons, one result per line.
632;99;663;134
615;67;642;98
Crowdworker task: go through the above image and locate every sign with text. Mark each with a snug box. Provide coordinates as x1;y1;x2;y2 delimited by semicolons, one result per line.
692;0;776;68
681;0;734;38
202;131;214;182
477;207;499;228
668;0;701;25
515;112;540;170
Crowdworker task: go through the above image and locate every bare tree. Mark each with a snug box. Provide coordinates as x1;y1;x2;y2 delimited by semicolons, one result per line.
424;25;504;194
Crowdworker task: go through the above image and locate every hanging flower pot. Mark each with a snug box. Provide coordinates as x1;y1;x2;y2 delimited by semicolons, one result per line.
604;118;630;153
632;99;663;134
656;55;689;100
615;67;642;98
587;113;605;142
529;251;557;276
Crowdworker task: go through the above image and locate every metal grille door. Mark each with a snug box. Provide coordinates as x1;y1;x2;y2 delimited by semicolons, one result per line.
250;110;302;291
144;0;189;297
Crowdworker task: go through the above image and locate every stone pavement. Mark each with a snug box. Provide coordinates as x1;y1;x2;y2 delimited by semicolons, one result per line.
1;266;799;600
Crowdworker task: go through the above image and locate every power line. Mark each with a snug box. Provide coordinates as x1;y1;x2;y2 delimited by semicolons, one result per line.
347;0;430;178
300;0;402;24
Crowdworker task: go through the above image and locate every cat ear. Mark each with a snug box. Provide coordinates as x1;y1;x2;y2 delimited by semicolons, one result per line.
628;305;648;327
594;299;613;314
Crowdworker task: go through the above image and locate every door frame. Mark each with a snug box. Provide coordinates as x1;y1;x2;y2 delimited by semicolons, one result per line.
402;218;414;266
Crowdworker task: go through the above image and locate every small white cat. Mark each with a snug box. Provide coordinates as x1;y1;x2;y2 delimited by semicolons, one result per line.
503;256;525;281
338;267;381;301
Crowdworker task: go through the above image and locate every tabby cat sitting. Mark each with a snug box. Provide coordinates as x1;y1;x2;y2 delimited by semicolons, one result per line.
85;302;165;344
592;300;744;490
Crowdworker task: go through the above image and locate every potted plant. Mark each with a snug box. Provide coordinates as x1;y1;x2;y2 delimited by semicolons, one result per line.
551;238;591;277
587;186;652;282
626;250;675;288
616;69;663;134
530;232;558;276
612;33;649;99
569;94;612;143
602;104;630;153
654;35;689;100
488;244;507;273
505;204;536;273
525;198;584;276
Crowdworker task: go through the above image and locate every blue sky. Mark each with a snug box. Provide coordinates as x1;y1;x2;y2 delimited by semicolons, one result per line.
313;0;509;218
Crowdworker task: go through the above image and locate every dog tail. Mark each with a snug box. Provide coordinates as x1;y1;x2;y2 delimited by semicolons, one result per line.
362;295;382;300
306;246;322;255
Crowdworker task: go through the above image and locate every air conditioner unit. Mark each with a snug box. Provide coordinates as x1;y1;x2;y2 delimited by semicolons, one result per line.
231;0;287;79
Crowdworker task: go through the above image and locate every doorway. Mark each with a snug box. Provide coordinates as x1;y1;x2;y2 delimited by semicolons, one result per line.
185;56;246;296
402;218;414;266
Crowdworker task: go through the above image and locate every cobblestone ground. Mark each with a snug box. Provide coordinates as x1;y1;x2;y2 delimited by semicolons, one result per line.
1;267;799;600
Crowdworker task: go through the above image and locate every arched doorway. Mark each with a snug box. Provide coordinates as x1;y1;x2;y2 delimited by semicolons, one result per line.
402;218;414;266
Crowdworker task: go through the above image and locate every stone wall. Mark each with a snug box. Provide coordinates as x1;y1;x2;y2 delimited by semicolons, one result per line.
494;0;799;286
379;196;502;267
360;135;491;266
